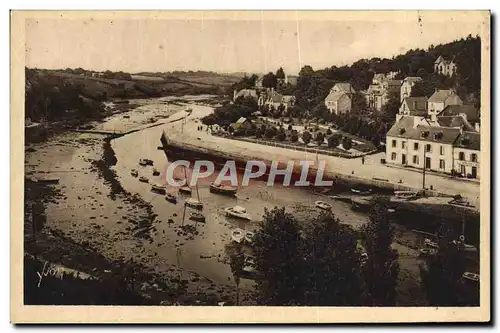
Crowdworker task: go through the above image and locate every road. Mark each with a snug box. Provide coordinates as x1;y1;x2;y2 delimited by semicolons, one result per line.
163;104;481;209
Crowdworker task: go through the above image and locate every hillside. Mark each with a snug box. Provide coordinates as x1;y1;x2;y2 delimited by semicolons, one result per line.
25;68;242;122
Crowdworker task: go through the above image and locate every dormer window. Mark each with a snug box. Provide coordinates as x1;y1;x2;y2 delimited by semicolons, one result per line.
434;132;443;140
461;137;470;145
421;131;429;138
399;128;406;135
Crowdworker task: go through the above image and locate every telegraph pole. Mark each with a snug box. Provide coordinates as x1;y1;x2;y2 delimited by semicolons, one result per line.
422;149;426;193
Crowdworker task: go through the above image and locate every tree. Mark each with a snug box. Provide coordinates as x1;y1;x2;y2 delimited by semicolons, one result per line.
381;91;401;120
287;124;293;131
264;126;277;139
410;80;436;98
276;132;286;141
262;72;278;89
361;196;399;306
255;127;263;138
253;207;304;305
302;131;311;144
276;67;285;80
342;136;353;150
290;133;299;143
302;212;363;305
315;132;325;145
227;244;245;305
351;91;368;114
326;128;332;135
419;223;478;306
327;134;341;148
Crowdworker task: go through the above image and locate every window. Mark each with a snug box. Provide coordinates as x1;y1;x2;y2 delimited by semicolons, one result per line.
425;144;432;153
471;153;477;162
412;155;419;165
414;142;419;151
440;146;444;155
459;152;465;161
392;140;396;148
439;159;445;169
391;153;396;161
402;141;406;149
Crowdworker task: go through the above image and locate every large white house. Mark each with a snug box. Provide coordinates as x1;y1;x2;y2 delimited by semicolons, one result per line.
386;115;480;179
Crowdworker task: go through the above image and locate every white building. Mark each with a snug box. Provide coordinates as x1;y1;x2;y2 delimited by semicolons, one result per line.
427;89;463;121
453;131;480;179
399;97;428;117
434;56;458;77
400;77;422;102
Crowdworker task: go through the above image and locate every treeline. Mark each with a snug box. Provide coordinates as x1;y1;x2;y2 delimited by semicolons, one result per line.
25;68;106;122
202;96;258;126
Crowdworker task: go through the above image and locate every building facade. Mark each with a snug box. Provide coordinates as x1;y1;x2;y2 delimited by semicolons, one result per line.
427;89;463;120
453;132;480;179
400;77;422;102
434;55;458;77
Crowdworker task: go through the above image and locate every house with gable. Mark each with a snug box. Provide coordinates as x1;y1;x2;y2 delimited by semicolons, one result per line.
427;89;463;121
400;77;422;102
434;56;458;77
324;83;354;115
399;97;428;117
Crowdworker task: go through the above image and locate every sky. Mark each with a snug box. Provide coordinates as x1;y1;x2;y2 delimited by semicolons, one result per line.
24;11;486;75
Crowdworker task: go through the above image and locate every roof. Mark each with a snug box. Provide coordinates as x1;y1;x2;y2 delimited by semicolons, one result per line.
268;91;283;103
282;95;295;103
235;117;248;125
403;77;422;85
387;116;461;144
435;55;455;64
386;79;402;87
333;82;355;94
438;104;479;123
325;90;349;102
428;89;457;103
402;97;427;116
235;89;258;99
437;115;476;131
454;132;480;151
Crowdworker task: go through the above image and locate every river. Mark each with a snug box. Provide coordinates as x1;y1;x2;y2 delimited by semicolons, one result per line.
25;95;436;305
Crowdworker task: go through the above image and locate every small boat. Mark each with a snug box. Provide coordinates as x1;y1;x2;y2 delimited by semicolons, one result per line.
139;176;149;183
144;159;154;166
165;193;177;204
394;190;418;200
448;198;474;208
225;206;252;221
315;201;331;210
419;248;438;257
152;168;160;176
209;183;237;196
351;187;373;196
151;183;166;194
178;186;192;195
424;238;439;249
130;169;138;177
139;159;148;166
185;108;193;114
245;231;255;244
462;272;479;282
231;228;245;243
185;198;203;210
189;212;206;222
123;115;130;119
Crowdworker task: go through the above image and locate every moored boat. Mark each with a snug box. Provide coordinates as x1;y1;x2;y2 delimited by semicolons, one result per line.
152;168;160;176
244;231;255;244
185;198;203;210
315;201;331;210
394;190;418;200
139;176;149;183
224;206;251;221
351;187;373;196
462;272;479;282
165;193;177;204
139;159;148;166
178;186;192;195
209;183;237;196
151;183;166;194
231;228;245;243
189;211;206;222
131;169;139;177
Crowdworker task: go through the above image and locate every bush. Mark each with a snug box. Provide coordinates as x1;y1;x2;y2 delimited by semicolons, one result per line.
326;128;332;135
265;126;278;139
342;136;353;150
302;131;311;144
276;132;286;141
288;124;293;131
290;133;299;142
316;132;325;145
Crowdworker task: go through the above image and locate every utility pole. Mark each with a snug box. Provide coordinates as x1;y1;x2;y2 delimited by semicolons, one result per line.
422;149;426;192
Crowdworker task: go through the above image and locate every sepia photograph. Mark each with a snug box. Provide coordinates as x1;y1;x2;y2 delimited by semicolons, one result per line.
10;10;490;323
